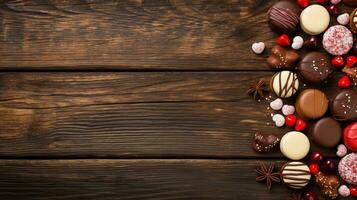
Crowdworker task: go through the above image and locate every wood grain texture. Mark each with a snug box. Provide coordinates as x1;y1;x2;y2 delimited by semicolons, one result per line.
0;72;344;158
0;0;276;70
0;159;353;200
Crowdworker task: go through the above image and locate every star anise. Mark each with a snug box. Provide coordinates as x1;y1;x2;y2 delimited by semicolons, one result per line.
343;66;357;84
255;162;281;190
246;79;269;100
288;192;303;200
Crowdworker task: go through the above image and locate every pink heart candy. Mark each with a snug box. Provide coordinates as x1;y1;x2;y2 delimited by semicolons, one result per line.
331;0;341;5
337;13;350;25
251;42;265;54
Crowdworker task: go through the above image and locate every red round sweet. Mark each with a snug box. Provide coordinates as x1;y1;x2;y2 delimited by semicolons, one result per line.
344;122;357;151
350;186;357;196
338;153;357;185
309;163;319;175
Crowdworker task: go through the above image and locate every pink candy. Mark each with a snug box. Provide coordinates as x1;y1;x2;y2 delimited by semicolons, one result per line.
338;153;357;185
323;25;353;55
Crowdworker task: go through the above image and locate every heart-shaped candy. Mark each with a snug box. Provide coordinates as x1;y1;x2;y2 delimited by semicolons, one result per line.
252;132;280;153
277;34;291;47
285;115;297;127
337;13;349;25
252;42;265;54
331;56;345;68
336;144;347;157
346;56;357;68
338;75;351;89
272;114;285;127
331;0;341;5
282;105;295;116
295;118;307;131
291;36;303;50
270;98;283;110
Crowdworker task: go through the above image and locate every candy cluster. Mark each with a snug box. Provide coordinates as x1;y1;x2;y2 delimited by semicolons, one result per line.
249;0;357;199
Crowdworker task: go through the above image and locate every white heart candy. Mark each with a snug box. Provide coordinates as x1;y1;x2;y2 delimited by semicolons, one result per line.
337;13;350;25
336;144;347;157
291;36;303;50
331;0;341;5
272;114;285;127
270;98;283;110
251;42;265;54
282;105;295;116
338;185;350;197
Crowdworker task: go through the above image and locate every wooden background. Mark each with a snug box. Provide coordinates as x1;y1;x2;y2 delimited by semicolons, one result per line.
0;0;355;199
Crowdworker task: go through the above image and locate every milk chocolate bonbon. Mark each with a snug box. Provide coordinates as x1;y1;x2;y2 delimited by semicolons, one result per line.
296;89;328;119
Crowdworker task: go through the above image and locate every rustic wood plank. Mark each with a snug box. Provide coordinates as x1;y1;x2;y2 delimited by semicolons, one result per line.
0;0;278;70
0;159;352;200
0;72;344;158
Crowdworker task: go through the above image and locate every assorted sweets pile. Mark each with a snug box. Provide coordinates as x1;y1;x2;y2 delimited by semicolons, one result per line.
249;0;357;199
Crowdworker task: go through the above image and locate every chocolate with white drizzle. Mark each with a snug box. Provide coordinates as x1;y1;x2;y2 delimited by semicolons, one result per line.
270;71;299;98
280;161;311;189
297;52;333;83
330;89;357;121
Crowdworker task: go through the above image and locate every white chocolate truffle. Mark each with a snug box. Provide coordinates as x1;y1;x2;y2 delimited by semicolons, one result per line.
281;161;311;189
270;71;299;98
280;131;310;160
300;5;330;35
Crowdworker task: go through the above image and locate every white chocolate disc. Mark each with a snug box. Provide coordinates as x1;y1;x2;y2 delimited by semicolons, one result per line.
271;71;299;98
300;5;330;35
280;131;310;160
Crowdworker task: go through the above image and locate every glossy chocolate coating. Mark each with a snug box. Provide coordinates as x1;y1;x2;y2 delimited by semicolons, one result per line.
267;45;300;70
298;52;332;83
268;1;300;33
296;89;328;119
330;89;357;121
311;117;341;148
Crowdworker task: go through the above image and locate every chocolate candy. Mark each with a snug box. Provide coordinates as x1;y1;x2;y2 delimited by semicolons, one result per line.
281;161;311;189
330;89;357;121
344;0;357;6
296;89;328;119
304;36;319;50
311;117;341;148
338;153;357;185
280;131;310;160
343;122;357;151
267;1;300;33
315;172;340;199
300;5;330;35
270;71;299;98
323;25;353;55
350;9;357;34
267;45;300;70
297;52;332;83
252;132;280;153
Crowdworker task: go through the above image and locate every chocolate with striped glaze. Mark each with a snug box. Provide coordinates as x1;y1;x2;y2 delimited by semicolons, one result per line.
280;161;311;189
270;71;299;98
268;1;300;33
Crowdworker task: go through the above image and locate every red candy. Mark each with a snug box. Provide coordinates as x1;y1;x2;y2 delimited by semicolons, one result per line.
331;56;345;68
346;55;357;68
295;119;307;131
316;0;328;3
344;122;357;151
309;163;319;175
297;0;309;8
350;186;357;196
310;151;324;163
303;191;317;200
338;75;351;88
277;34;291;47
285;115;297;127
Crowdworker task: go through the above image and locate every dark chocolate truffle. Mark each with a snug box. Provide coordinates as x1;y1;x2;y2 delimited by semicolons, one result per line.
298;52;332;83
296;89;328;119
330;89;357;121
268;1;300;33
311;117;341;148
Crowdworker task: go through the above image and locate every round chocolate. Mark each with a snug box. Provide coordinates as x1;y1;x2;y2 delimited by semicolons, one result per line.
323;25;353;55
338;153;357;185
280;131;310;160
281;161;311;189
270;71;299;98
296;89;328;119
311;117;341;148
268;1;300;33
330;89;357;121
298;52;332;83
300;5;330;35
350;9;357;34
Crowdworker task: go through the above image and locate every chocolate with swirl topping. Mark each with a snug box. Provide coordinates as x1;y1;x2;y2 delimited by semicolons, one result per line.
280;161;311;189
268;1;300;33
